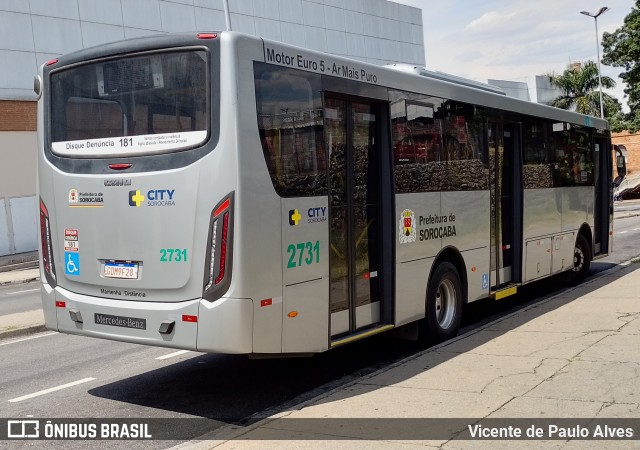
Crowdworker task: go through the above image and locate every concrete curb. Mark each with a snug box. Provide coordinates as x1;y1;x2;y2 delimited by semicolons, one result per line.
0;275;40;287
0;324;48;341
0;270;43;340
614;212;640;220
0;307;47;341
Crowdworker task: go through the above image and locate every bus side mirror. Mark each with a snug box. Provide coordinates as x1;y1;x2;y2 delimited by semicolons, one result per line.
34;75;42;100
616;153;627;180
613;145;627;180
616;156;627;178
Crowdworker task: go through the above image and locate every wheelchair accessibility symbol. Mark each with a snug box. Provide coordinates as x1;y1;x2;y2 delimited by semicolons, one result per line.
482;273;489;290
65;252;80;276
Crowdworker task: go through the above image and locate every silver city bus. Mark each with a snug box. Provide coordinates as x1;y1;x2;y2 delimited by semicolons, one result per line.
36;31;614;355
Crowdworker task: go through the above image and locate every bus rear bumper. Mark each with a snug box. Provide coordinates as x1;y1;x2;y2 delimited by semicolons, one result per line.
43;285;254;353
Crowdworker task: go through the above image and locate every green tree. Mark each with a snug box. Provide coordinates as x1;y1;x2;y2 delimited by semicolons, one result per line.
547;61;619;118
602;0;640;132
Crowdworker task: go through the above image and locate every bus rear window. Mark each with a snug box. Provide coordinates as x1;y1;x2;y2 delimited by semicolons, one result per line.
49;50;209;157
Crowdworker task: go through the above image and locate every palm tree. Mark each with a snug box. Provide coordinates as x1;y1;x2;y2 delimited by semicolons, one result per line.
547;61;618;117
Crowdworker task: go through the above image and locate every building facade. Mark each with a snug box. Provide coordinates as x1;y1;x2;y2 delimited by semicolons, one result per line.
612;131;640;175
0;0;424;257
487;79;530;102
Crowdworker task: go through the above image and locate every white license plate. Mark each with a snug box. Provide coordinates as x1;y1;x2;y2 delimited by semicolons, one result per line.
104;262;138;279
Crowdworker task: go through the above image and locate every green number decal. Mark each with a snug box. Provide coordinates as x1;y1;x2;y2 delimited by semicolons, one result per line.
174;249;187;262
160;248;187;262
286;241;320;269
305;241;313;265
287;244;296;268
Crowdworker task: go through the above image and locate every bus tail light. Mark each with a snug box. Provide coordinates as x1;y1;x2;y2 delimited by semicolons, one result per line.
203;193;234;301
39;198;57;287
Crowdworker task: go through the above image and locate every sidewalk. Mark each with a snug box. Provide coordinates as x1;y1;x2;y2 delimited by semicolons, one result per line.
0;267;39;286
187;262;640;447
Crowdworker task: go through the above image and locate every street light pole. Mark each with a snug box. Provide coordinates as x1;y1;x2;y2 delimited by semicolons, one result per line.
580;6;609;119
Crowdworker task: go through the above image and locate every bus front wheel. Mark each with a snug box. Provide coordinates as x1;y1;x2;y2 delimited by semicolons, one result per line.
421;262;463;345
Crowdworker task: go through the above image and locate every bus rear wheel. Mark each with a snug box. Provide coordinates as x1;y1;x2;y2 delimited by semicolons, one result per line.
564;234;591;286
420;262;463;345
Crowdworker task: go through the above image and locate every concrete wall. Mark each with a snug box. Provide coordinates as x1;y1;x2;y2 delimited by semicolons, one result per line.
535;75;563;106
0;131;37;197
0;131;38;256
487;79;530;101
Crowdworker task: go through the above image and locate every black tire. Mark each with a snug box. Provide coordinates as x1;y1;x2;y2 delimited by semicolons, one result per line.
565;234;591;286
420;262;463;345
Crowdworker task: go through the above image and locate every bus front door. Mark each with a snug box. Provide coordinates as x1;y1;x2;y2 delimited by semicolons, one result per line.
325;97;383;338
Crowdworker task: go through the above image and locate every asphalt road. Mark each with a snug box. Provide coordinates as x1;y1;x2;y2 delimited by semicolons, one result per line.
0;284;40;315
1;211;640;448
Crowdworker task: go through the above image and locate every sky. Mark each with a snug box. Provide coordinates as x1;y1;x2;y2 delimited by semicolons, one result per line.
393;0;636;110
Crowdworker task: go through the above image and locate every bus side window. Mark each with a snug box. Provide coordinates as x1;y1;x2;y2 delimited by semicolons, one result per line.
254;63;325;197
550;122;594;187
443;101;489;191
523;120;553;189
391;96;447;193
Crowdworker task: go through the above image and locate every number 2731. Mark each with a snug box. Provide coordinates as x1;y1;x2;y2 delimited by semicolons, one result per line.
287;241;320;268
160;248;187;262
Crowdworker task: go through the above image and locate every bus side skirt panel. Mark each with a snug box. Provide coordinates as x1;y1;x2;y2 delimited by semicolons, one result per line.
197;298;253;353
41;282;58;331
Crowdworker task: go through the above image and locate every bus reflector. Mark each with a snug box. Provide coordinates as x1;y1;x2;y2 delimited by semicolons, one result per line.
197;33;218;39
213;198;230;217
55;301;66;308
182;315;198;323
288;311;298;318
46;59;58;66
260;299;272;307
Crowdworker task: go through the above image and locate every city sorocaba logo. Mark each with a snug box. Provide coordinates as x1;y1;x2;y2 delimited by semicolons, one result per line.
129;190;145;207
288;209;301;226
399;209;416;244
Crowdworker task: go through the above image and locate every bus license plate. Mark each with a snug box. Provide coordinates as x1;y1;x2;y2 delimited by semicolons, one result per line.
104;262;138;279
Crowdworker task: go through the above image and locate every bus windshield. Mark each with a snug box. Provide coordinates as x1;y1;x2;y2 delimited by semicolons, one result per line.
49;49;209;158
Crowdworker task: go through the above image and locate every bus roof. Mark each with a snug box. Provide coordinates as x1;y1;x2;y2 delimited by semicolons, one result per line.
44;30;610;132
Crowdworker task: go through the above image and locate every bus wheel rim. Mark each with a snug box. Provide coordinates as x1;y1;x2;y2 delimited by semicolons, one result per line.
573;247;584;272
435;279;456;329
